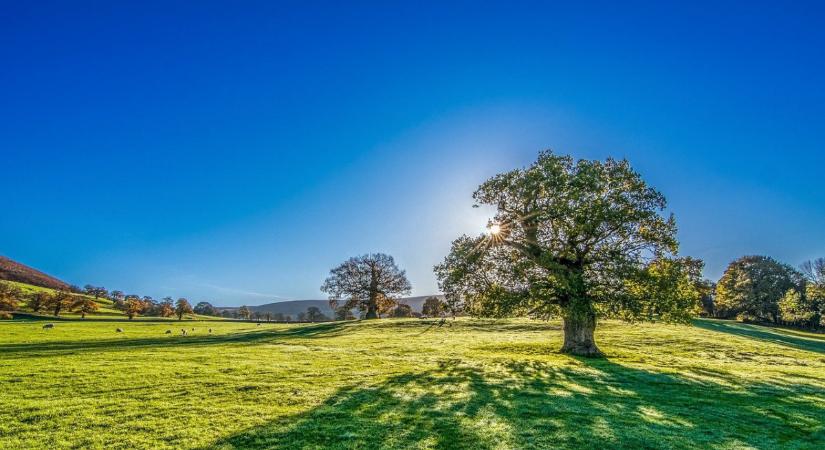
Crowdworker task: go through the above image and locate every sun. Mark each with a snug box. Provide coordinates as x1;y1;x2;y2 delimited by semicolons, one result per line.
487;223;502;235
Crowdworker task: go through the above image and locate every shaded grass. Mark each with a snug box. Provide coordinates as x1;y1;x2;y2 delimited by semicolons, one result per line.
1;318;824;449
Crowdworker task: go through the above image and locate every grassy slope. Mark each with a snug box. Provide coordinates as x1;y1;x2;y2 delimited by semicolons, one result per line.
2;281;214;320
0;318;823;449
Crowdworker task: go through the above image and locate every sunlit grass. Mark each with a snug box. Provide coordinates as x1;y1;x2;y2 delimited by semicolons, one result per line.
0;318;823;449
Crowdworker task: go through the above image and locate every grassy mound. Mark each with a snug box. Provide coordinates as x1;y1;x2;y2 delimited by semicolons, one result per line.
0;318;823;449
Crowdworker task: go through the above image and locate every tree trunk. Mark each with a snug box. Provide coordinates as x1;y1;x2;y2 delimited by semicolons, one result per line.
560;311;603;357
365;304;379;319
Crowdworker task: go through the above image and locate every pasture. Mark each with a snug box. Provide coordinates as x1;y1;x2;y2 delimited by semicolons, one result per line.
1;318;823;449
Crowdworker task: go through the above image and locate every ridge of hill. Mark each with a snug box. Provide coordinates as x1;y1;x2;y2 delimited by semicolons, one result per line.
0;256;70;290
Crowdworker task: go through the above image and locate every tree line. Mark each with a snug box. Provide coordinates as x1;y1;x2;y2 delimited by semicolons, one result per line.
0;283;224;320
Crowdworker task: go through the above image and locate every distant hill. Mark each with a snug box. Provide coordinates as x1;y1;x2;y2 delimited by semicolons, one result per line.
0;256;70;290
220;295;445;318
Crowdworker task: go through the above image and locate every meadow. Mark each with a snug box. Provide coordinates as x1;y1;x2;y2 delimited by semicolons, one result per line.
1;318;824;449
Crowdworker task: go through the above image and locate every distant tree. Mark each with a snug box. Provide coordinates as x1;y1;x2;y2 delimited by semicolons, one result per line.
306;306;329;322
297;311;307;322
72;296;99;319
322;253;412;319
421;297;444;317
334;307;355;321
794;258;825;328
84;285;108;300
253;311;263;322
175;298;193;320
391;304;413;318
264;312;272;322
194;301;218;316
124;298;145;320
27;291;50;313
284;315;292;322
238;305;251;320
221;309;232;318
0;283;21;311
158;298;175;318
110;290;124;301
68;284;83;294
273;312;285;321
45;290;75;317
435;152;697;356
715;256;804;323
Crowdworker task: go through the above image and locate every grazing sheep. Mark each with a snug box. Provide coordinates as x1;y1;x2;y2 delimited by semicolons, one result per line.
191;327;195;331
257;323;261;326
165;330;172;334
208;328;212;334
42;323;54;329
181;329;187;336
116;328;124;333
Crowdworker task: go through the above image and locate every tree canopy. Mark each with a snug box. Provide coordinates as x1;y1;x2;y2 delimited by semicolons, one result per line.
322;253;412;319
715;255;804;323
435;151;699;356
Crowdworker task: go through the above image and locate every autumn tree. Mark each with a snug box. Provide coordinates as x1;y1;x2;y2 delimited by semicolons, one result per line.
435;151;700;356
237;305;251;320
45;290;75;317
124;298;145;320
421;297;444;316
158;297;175;317
175;298;193;320
322;253;412;319
715;256;804;323
27;291;50;313
0;283;21;311
72;296;99;319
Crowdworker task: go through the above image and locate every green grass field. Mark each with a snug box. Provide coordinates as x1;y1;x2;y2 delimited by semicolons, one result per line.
1;318;824;449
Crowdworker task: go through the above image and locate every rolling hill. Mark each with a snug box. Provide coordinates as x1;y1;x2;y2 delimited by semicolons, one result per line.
0;255;70;290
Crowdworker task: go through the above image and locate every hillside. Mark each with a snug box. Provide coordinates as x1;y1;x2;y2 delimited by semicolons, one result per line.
222;295;446;317
0;318;822;448
0;255;70;290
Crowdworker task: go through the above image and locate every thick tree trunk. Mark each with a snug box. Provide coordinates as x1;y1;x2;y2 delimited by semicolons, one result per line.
365;306;379;319
560;311;603;357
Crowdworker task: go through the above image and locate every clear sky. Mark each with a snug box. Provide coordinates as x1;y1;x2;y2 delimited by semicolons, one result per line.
2;1;824;306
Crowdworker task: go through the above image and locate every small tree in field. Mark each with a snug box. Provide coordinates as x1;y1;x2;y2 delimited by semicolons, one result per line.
436;151;699;356
0;283;21;311
158;298;175;317
422;297;444;316
306;306;329;322
391;304;413;318
335;307;355;321
238;305;251;320
72;296;99;319
27;291;50;313
175;298;193;320
322;253;412;319
124;298;145;320
715;256;804;323
45;290;75;317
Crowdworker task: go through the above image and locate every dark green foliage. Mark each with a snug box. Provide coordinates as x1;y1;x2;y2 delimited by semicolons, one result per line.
715;255;804;323
391;304;413;318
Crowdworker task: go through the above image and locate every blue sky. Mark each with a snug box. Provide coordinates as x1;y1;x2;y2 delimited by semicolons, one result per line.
2;1;824;306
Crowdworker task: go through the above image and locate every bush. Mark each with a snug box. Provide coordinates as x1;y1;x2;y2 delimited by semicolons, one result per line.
0;311;13;320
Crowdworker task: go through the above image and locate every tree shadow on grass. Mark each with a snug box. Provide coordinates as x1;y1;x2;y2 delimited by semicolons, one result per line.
694;319;825;355
206;357;825;449
0;321;352;359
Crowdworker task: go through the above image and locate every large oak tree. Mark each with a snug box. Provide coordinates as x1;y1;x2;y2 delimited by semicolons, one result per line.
322;253;412;319
435;151;700;356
